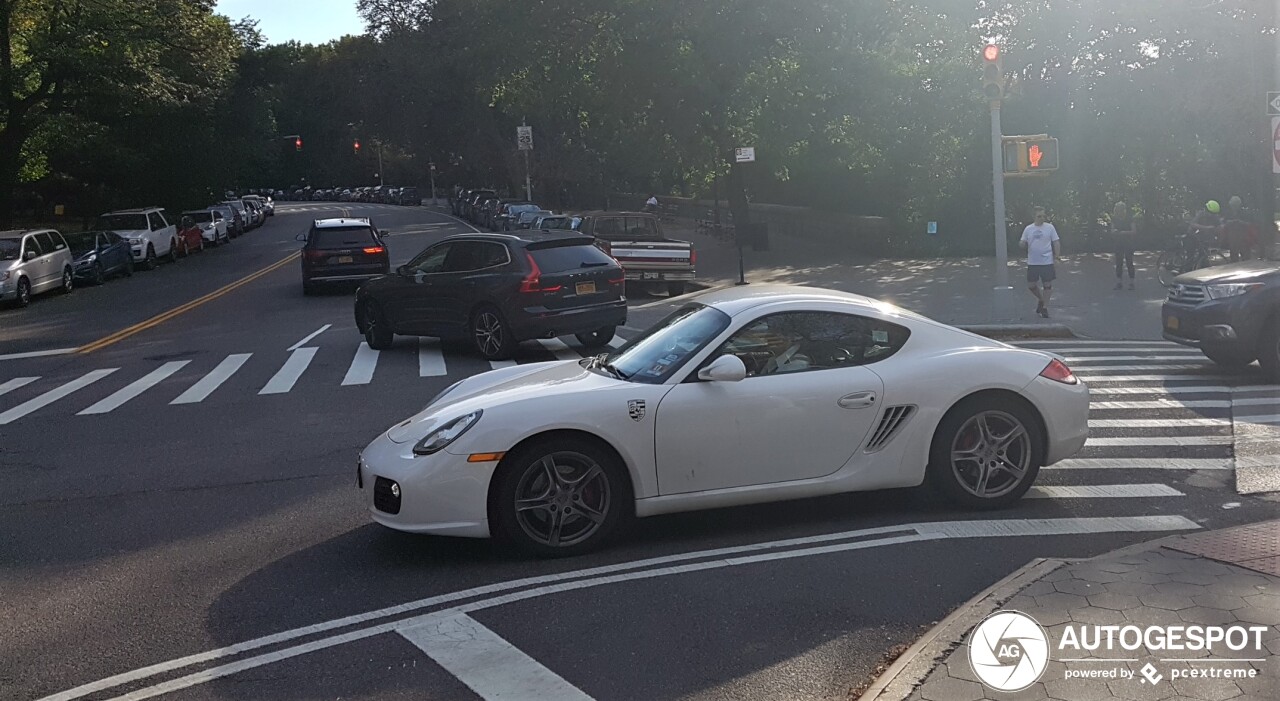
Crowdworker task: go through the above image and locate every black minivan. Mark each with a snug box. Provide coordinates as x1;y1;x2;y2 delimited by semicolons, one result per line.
354;232;627;359
298;218;390;295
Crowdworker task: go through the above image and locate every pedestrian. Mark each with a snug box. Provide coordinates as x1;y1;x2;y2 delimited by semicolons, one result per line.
1223;195;1253;261
1188;200;1222;243
645;194;658;212
1110;201;1136;290
1020;206;1060;318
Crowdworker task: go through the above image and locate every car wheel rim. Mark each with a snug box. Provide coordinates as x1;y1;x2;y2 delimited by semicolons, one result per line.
364;304;379;337
64;271;72;290
514;452;611;548
950;410;1031;499
475;312;503;356
18;282;29;304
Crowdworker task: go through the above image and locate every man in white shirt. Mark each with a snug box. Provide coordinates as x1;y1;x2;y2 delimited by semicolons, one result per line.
645;194;659;212
1020;206;1061;318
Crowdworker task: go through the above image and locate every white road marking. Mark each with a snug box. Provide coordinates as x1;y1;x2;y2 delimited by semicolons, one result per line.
400;613;594;701
1085;436;1232;446
171;354;252;404
1078;375;1236;382
0;368;118;424
1089;418;1228;428
342;343;379;385
259;348;317;395
0;376;38;397
1232;396;1280;407
1066;355;1207;363
489;359;517;369
287;324;331;351
1235;413;1280;426
538;337;580;361
1027;484;1185;499
418;338;447;376
1090;399;1231;410
0;347;77;361
79;362;190;415
48;515;1198;701
1045;458;1233;470
1232;385;1280;395
1089;386;1231;395
607;334;627;350
1073;364;1210;372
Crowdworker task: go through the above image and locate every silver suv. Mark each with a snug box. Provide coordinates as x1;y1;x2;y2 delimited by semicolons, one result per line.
0;229;75;307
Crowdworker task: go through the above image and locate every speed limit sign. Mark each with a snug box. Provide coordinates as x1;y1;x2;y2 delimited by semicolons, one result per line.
517;125;533;151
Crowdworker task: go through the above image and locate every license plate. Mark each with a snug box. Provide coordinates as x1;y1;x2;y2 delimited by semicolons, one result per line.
642;272;661;280
575;281;596;295
336;256;354;264
1166;316;1179;331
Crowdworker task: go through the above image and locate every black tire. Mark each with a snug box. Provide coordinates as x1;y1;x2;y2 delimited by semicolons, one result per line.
667;281;686;297
575;326;616;349
92;261;106;286
490;436;632;557
167;240;179;263
59;267;73;294
1203;346;1256;369
471;305;516;360
362;300;394;350
123;257;134;277
926;394;1044;509
1258;318;1280;382
143;246;158;271
12;277;31;307
302;279;317;296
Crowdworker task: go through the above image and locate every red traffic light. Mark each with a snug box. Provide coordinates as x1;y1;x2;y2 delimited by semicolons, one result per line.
983;44;1000;62
353;139;361;152
295;137;302;151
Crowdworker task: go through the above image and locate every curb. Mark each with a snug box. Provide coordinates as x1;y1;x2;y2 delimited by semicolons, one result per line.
957;323;1077;339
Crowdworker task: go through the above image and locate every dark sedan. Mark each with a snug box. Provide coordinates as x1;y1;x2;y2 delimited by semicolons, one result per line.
65;231;133;284
354;232;627;360
298;218;390;295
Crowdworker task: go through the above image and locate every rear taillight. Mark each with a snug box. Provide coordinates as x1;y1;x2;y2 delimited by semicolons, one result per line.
519;252;561;293
607;271;625;285
305;249;326;260
690;249;697;266
363;246;385;255
1039;359;1077;385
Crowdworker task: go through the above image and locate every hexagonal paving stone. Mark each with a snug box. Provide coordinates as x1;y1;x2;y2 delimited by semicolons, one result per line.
920;676;985;701
1035;592;1089;613
1071;606;1128;625
1108;674;1178;701
1124;607;1190;627
1003;594;1040;612
1075;569;1126;585
1097;561;1141;574
1191;593;1248;611
1241;593;1280;610
1154;582;1209;598
1234;606;1280;626
1169;571;1224;586
1169;676;1243;701
946;658;980;683
1089;592;1143;611
1028;608;1073;627
1055;578;1105;596
1022;580;1060;597
1178;606;1238;625
1210;576;1275;598
1140;593;1197;611
1129;571;1173;585
1108;582;1160;598
1266;637;1280;656
1144;555;1198;574
1044;677;1115;701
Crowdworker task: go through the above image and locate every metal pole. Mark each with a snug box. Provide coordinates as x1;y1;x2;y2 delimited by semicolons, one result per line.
524;150;532;202
428;164;437;207
377;144;384;187
990;102;1009;289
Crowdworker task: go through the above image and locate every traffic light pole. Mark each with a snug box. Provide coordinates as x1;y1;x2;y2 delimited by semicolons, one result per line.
990;101;1015;319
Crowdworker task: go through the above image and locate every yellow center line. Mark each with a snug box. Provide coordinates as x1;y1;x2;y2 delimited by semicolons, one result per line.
76;251;301;354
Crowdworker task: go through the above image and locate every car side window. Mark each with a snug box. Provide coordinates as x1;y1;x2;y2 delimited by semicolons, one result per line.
711;312;912;378
443;242;485;272
147;212;165;231
34;233;56;256
409;243;452;274
474;242;509;269
23;235;43;258
49;232;68;250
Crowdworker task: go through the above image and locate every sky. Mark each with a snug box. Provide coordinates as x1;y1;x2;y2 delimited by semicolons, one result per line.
215;0;363;46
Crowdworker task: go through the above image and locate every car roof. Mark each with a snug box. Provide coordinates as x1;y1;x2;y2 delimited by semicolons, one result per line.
102;208;162;215
441;231;591;246
692;284;918;319
313;218;372;228
576;210;656;217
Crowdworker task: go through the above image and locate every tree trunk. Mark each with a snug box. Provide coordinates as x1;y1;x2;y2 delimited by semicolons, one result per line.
0;125;28;229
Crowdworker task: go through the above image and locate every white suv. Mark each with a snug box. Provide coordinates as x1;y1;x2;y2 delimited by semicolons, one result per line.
95;207;177;270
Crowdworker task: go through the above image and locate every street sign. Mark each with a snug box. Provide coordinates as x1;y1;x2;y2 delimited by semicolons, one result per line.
735;147;756;163
927;221;938;235
1268;92;1280;116
517;125;533;151
1272;117;1280;174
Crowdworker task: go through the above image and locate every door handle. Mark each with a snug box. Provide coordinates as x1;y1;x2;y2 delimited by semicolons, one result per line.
837;391;877;409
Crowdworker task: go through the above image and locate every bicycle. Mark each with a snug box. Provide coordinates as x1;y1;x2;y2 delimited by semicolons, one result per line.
1156;231;1227;287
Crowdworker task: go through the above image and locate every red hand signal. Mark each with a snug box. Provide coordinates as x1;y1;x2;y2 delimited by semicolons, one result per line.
1029;144;1043;168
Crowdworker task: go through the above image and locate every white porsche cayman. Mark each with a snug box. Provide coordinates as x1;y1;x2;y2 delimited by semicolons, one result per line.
358;285;1089;556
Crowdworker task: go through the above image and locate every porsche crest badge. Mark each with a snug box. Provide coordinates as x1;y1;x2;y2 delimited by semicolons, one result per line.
627;399;646;421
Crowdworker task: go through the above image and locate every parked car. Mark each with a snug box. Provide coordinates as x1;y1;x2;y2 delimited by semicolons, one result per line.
515;209;553;229
0;229;75;306
65;230;133;284
174;216;206;256
243;194;273;218
242;199;265;226
398;187;421;206
494;203;540;231
478;197;507;229
183;209;230;246
355;285;1089;555
533;214;580;231
298;218;391;295
95;207;178;269
575;211;696;296
1162;258;1280;380
210;204;243;238
221;200;253;231
354;231;627;360
464;190;496;222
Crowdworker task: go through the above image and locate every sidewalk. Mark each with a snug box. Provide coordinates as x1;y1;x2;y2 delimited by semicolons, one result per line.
668;220;1171;341
860;520;1280;701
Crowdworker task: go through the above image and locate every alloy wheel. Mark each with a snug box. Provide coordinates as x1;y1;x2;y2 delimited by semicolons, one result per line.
949;410;1031;499
513;452;612;548
474;311;504;357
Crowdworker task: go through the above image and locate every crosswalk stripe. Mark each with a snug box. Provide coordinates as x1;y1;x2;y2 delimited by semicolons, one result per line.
79;362;190;415
1233;396;1280;407
1074;364;1210;372
538;337;580;361
260;348;317;395
1236;413;1280;426
1090;418;1228;428
172;354;252;404
0;369;118;424
343;343;380;385
0;377;38;397
418;338;447;376
1089;386;1231;395
1090;399;1231;410
489;360;518;369
1232;385;1280;395
1085;436;1233;446
1027;484;1185;499
1046;457;1233;470
288;324;331;351
1078;375;1235;382
1066;355;1207;363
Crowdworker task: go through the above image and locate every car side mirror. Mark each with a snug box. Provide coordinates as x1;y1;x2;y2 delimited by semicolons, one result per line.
697;355;748;383
295;233;307;242
396;264;410;276
24;250;36;261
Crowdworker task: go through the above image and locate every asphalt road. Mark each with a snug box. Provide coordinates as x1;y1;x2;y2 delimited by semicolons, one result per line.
1;203;1276;701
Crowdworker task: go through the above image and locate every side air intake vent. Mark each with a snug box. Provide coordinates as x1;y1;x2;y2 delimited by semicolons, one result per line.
865;405;916;452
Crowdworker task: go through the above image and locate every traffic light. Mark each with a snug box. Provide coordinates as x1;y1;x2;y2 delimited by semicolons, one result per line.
353;139;361;154
1026;138;1058;171
982;43;1004;101
295;137;302;151
1002;137;1060;174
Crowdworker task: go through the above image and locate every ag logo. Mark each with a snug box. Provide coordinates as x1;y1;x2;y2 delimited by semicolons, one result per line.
968;610;1049;692
627;399;646;421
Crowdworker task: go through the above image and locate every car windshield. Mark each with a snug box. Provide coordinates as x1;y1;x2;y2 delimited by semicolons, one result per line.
529;241;615;272
0;238;19;260
542;217;579;230
312;226;376;249
603;304;731;385
64;232;99;253
95;214;148;230
184;211;213;223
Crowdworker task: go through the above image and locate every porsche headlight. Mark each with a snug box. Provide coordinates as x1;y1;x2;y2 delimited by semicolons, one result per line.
413;410;482;456
1203;283;1263;300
